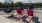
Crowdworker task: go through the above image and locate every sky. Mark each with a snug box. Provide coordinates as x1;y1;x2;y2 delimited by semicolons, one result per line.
0;0;4;3
0;0;42;3
13;0;42;3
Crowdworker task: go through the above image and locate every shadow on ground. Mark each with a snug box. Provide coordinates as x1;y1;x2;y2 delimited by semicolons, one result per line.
7;15;40;23
7;15;18;19
21;16;40;23
32;17;40;23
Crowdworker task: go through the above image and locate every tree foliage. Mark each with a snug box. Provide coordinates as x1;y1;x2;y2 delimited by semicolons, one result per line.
15;2;23;7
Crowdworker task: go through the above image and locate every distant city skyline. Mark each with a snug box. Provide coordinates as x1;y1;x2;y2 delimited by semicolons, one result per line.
0;0;42;3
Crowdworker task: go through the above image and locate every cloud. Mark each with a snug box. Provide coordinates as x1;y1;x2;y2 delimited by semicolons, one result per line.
21;0;42;3
0;0;42;3
0;0;4;3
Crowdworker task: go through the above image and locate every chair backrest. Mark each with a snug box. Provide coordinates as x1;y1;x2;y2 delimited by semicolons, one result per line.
16;8;22;14
27;10;33;16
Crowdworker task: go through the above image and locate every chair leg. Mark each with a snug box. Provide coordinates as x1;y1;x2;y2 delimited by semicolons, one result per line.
30;20;35;23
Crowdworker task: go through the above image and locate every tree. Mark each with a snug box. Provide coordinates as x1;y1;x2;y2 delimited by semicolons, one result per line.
14;2;24;9
35;3;42;10
10;1;14;8
0;2;3;8
15;2;23;7
2;2;9;8
9;1;14;12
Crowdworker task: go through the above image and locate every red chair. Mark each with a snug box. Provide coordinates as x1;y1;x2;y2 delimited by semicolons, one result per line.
16;8;27;21
26;10;36;23
16;8;26;14
27;10;33;16
26;10;34;22
16;8;22;14
16;8;22;21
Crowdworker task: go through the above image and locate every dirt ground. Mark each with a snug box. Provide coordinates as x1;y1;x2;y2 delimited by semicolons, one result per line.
0;9;42;23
